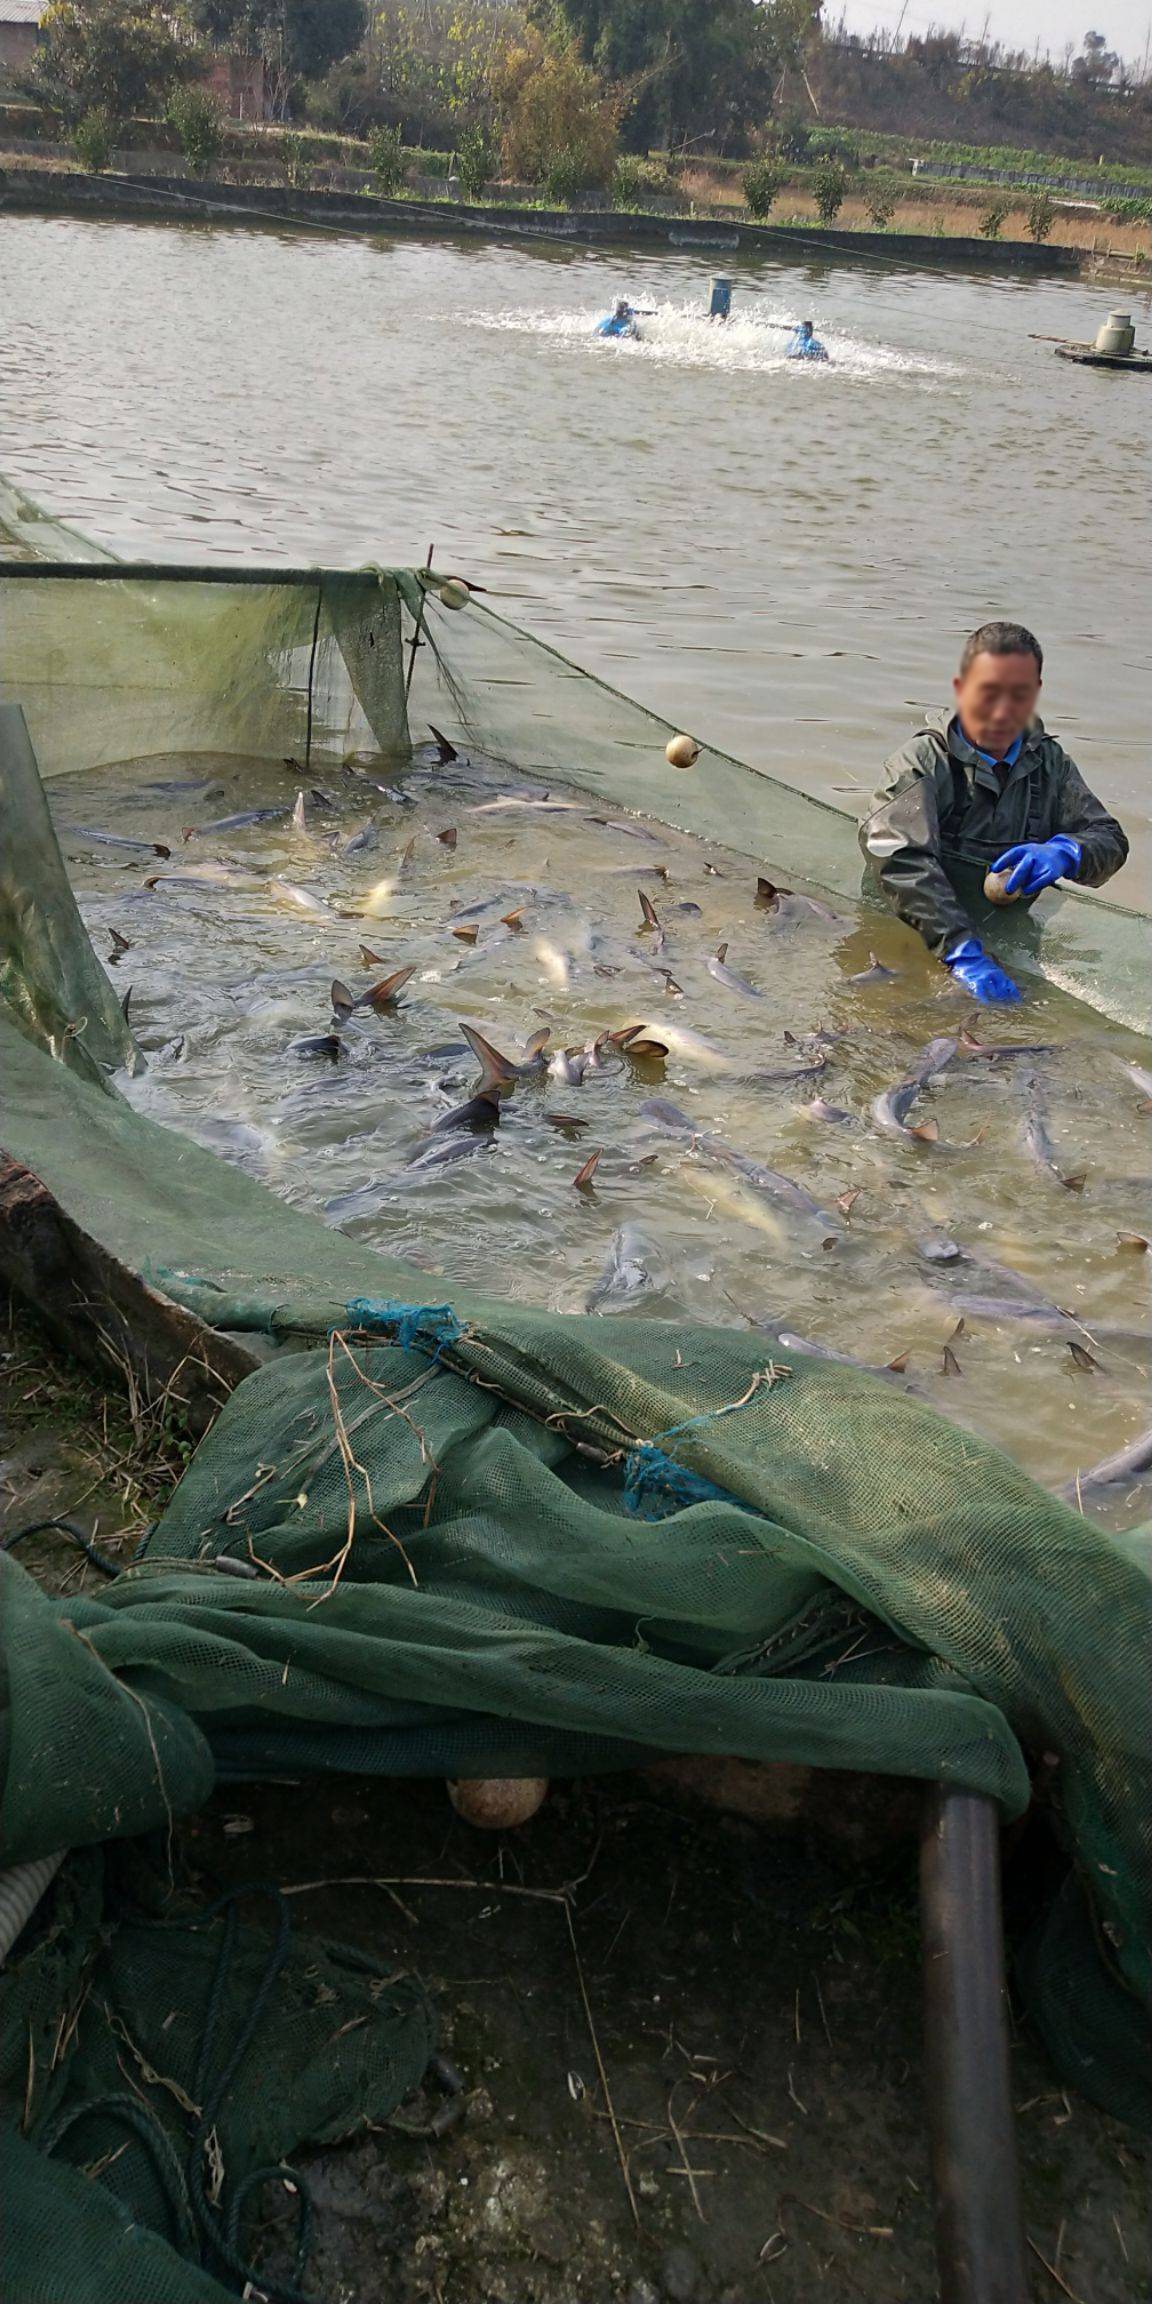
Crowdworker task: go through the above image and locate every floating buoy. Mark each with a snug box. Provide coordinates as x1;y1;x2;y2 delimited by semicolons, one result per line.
665;733;699;769
983;867;1023;906
1095;310;1135;357
439;578;471;611
447;1776;549;1829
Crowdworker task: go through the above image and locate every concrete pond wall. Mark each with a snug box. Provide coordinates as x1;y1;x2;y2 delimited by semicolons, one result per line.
0;164;1084;275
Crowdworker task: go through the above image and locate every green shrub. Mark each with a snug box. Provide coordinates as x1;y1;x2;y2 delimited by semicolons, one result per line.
544;145;601;207
742;157;785;218
865;190;898;229
368;124;404;196
979;198;1010;239
1026;191;1056;243
813;159;847;226
812;128;860;168
1105;196;1152;226
278;133;311;189
165;87;224;177
456;125;495;202
774;114;811;163
612;152;672;207
72;106;114;172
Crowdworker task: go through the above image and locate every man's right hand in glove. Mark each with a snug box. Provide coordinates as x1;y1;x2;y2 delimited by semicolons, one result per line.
943;936;1021;1004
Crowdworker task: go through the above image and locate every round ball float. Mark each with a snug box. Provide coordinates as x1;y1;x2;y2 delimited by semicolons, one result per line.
447;1776;549;1829
982;867;1022;906
438;579;471;611
665;733;699;769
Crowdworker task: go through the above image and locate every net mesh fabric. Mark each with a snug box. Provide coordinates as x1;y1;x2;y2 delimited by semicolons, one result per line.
2;1321;1146;2153
1;1849;434;2304
0;568;407;781
0;518;1150;2297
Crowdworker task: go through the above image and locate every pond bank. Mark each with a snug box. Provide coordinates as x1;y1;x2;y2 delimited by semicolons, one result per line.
0;163;1083;276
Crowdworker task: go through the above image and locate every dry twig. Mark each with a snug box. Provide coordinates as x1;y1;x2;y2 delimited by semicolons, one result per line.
1027;2240;1087;2304
565;1901;640;2227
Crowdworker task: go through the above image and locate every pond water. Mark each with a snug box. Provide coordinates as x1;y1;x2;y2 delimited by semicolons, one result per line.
0;213;1149;884
53;739;1151;1523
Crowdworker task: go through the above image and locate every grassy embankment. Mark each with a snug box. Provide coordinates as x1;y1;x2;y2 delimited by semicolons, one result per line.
680;161;1152;258
2;101;1150;258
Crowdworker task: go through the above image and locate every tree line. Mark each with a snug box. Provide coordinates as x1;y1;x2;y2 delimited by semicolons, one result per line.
23;0;1152;190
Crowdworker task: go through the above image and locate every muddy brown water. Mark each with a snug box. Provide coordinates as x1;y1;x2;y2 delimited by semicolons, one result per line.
54;737;1152;1525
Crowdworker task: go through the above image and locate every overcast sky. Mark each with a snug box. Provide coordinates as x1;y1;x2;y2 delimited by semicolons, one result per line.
829;0;1152;71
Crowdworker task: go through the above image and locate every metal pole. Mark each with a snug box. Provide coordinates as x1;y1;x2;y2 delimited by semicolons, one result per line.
0;562;387;585
920;1786;1030;2304
404;541;434;705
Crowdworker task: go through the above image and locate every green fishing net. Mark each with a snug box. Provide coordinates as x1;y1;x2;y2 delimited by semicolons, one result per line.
0;521;1150;2303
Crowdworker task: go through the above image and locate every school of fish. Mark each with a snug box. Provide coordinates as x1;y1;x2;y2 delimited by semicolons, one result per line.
55;727;1152;1524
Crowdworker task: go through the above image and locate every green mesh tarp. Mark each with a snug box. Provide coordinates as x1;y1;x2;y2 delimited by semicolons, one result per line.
1;1848;435;2304
1;530;1151;2301
0;564;408;780
0;1298;1149;2302
0;703;140;1083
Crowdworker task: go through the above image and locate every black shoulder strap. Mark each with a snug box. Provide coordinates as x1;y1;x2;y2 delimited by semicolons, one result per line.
912;728;967;838
917;728;968;835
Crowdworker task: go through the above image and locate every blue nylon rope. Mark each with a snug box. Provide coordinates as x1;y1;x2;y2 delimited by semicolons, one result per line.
622;1389;771;1521
342;1300;768;1521
621;1446;734;1520
344;1298;466;1359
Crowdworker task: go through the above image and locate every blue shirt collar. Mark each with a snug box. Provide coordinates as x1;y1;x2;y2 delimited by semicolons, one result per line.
956;720;1024;769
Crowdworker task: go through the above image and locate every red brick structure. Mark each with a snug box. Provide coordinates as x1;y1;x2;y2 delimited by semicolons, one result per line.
204;49;266;120
0;0;43;86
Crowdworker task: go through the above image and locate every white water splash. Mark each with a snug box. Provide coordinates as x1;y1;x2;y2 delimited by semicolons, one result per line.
467;299;962;382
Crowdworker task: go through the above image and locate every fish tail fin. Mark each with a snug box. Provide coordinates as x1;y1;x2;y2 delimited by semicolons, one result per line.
459;1021;517;1095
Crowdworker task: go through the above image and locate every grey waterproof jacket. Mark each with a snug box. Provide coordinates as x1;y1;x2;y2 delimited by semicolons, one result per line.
859;709;1129;955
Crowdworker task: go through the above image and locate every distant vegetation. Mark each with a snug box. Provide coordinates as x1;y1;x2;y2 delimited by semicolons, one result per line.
808;17;1152;166
6;0;1151;235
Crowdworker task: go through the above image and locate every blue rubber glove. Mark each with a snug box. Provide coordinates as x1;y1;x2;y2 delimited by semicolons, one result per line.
992;835;1082;898
943;937;1021;1004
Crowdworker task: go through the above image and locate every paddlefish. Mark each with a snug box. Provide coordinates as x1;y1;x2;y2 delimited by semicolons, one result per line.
1059;1421;1152;1501
869;1036;958;1142
586;1225;661;1312
641;1098;840;1243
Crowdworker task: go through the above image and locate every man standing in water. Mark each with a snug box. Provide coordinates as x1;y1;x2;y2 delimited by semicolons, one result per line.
596;297;639;339
860;622;1128;1001
786;319;828;361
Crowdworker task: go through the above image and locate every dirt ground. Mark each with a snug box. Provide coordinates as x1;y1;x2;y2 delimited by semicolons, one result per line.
2;1296;1149;2304
674;168;1152;258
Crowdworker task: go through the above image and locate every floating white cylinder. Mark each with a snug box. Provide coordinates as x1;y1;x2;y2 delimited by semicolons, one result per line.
1095;311;1135;356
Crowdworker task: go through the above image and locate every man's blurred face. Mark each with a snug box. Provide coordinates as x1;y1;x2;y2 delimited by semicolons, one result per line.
953;650;1041;757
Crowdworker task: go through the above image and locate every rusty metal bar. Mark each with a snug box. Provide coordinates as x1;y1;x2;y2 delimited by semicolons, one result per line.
920;1785;1030;2304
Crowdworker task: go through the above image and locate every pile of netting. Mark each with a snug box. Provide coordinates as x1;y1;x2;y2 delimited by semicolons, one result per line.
0;511;1149;2301
2;1295;1150;2302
